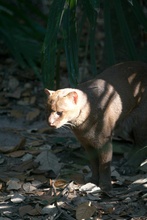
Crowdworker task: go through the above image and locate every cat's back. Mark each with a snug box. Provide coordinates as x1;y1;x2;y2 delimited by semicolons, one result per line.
79;61;147;90
78;61;147;117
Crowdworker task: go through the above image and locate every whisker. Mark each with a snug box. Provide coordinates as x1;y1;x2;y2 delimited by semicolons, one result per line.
65;122;76;128
61;125;69;131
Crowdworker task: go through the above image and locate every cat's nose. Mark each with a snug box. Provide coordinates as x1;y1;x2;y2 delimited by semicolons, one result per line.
48;118;57;128
48;121;56;128
48;118;54;126
49;120;54;126
50;122;55;127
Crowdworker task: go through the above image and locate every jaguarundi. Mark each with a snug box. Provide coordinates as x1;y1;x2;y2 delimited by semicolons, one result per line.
45;61;147;192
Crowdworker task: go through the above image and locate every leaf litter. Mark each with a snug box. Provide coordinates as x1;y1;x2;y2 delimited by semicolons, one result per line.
0;58;147;220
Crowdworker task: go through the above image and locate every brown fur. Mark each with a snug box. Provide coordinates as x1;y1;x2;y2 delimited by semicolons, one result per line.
45;61;147;192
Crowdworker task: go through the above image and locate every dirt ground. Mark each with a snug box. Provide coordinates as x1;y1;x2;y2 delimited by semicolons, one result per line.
0;57;147;220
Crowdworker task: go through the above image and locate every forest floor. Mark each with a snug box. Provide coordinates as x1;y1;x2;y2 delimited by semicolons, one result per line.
0;57;147;220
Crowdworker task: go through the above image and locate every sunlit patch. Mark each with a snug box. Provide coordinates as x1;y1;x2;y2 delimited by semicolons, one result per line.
128;72;137;84
141;87;145;93
0;204;14;210
134;81;141;97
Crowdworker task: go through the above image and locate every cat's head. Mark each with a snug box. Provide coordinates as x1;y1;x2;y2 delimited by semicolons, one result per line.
45;88;80;128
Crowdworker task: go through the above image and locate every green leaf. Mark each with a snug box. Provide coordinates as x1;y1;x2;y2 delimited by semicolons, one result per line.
18;0;47;21
81;0;99;76
42;0;66;89
104;0;115;65
0;29;25;67
0;0;45;39
81;0;98;27
0;14;25;67
62;2;79;87
16;1;46;39
15;35;41;78
0;0;45;80
89;25;97;76
113;0;138;60
66;0;77;9
129;0;147;31
89;0;100;9
0;10;41;74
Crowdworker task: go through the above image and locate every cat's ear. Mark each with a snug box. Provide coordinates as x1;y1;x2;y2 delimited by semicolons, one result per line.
44;88;54;97
67;91;78;104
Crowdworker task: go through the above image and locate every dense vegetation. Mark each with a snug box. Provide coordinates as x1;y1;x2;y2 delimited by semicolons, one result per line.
0;0;147;88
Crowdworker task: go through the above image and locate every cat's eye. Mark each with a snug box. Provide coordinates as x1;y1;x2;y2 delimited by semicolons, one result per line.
56;111;63;116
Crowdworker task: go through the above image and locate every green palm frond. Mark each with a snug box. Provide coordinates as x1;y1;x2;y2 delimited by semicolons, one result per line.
113;0;138;60
0;0;46;78
0;0;146;88
42;0;66;89
104;0;115;65
81;0;99;76
43;0;147;88
62;1;79;87
129;0;147;31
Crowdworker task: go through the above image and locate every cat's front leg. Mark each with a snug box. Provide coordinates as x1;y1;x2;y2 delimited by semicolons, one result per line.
84;145;100;185
84;140;112;192
98;141;112;192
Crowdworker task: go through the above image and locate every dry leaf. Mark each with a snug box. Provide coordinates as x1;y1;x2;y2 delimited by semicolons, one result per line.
6;87;22;99
28;175;47;183
129;175;147;189
12;159;37;172
0;171;25;183
26;108;40;121
32;180;42;188
54;179;68;189
7;150;26;158
35;150;61;175
28;204;42;216
30;96;36;104
8;76;19;90
76;202;96;220
23;182;37;193
19;205;34;217
21;153;33;162
0;130;26;153
10;109;23;118
11;193;25;203
79;183;101;194
7;178;22;190
28;140;44;147
42;204;58;215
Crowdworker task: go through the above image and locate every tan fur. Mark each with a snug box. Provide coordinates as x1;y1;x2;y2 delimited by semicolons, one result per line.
45;61;147;192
